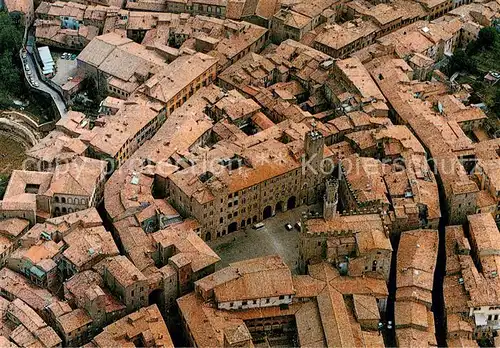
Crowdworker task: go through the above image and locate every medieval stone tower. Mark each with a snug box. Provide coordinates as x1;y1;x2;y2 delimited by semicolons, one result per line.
304;121;324;171
323;178;339;220
303;121;326;204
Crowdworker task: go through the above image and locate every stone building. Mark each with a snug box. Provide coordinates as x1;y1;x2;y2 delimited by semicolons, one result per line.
0;155;107;222
97;255;149;313
90;304;174;347
299;194;392;280
150;221;221;309
167;123;331;241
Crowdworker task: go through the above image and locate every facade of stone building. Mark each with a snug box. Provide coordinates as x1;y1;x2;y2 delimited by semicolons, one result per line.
167;126;331;241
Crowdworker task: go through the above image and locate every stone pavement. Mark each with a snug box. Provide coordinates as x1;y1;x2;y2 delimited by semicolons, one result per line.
209;204;319;274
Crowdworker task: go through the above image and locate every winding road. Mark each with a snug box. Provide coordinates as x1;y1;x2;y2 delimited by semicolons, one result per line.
21;42;67;119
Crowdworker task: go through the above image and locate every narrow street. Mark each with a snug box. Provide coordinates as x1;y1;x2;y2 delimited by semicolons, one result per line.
384;233;399;347
432;174;449;347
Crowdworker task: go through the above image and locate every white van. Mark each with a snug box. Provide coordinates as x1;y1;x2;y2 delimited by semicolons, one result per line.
253;222;265;230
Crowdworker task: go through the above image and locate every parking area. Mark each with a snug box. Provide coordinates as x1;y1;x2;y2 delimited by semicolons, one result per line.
51;53;78;86
209;204;320;274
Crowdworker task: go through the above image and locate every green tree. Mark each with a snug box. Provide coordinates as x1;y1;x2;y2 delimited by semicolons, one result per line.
490;88;500;116
0;54;21;95
476;27;498;50
448;49;475;74
0;11;24;106
0;12;23;55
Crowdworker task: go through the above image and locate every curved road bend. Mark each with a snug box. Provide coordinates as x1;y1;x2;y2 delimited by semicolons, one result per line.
22;46;67;119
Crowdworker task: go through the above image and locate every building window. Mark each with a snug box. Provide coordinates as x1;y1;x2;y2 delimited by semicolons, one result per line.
279;295;285;300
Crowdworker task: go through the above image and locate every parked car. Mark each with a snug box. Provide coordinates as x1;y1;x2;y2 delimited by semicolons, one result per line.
27;71;31;76
61;53;68;59
24;64;29;70
253;222;265;230
34;82;39;87
387;321;393;330
295;222;302;230
285;223;293;231
71;54;77;60
21;51;26;59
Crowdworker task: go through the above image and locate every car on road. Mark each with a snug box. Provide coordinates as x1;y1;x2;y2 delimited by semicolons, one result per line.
253;222;265;230
387;321;393;330
295;222;301;230
285;223;293;231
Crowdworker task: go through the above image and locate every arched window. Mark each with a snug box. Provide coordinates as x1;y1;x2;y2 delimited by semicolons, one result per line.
61;197;66;204
67;198;72;204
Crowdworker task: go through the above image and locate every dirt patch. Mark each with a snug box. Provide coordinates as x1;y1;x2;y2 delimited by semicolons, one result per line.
0;132;27;175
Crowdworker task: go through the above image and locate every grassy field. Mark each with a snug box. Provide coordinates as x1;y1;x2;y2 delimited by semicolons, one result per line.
0;133;27;199
0;133;27;173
